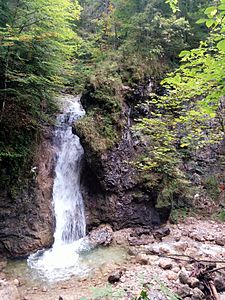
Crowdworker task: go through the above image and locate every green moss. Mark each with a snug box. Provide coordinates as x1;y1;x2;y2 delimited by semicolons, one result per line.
75;110;120;154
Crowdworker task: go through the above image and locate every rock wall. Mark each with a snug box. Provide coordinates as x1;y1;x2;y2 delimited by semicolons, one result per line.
79;101;169;231
0;127;55;257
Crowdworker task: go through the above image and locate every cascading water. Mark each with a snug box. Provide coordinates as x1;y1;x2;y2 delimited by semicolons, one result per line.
28;95;90;282
53;95;86;246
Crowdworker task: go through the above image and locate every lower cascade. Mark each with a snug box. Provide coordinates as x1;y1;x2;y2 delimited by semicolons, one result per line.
28;95;89;282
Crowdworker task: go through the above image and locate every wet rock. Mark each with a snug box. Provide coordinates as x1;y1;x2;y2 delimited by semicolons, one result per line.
135;253;149;265
88;224;113;247
158;259;172;270
153;227;170;240
179;269;189;284
187;277;200;288
191;288;204;300
108;270;123;284
0;281;21;300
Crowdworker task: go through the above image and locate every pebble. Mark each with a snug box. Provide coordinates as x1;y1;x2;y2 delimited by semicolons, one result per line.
185;247;198;258
177;284;192;297
60;286;68;289
128;247;138;256
166;271;178;281
42;286;47;292
215;237;225;246
174;241;188;252
191;288;204;300
172;266;181;273
108;270;123;284
158;259;172;270
135;253;149;265
189;232;205;242
13;279;20;287
179;269;189;284
187;277;200;288
174;234;181;242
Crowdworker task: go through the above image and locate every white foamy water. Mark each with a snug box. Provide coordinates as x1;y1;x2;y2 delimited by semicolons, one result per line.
28;95;90;282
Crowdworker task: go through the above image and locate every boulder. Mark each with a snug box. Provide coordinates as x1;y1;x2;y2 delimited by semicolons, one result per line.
88;224;113;247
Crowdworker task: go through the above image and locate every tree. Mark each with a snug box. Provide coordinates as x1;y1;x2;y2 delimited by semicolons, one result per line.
135;0;225;173
0;0;80;187
0;0;80;121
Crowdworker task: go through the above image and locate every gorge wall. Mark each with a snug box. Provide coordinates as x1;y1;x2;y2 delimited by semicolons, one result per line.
0;127;55;257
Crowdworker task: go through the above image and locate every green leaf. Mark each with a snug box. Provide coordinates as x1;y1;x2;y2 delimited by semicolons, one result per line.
196;18;207;24
204;6;217;17
206;19;214;28
218;4;225;10
217;39;225;52
179;50;190;57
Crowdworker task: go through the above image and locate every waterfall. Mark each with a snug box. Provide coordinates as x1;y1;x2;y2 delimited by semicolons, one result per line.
27;95;89;282
53;95;86;246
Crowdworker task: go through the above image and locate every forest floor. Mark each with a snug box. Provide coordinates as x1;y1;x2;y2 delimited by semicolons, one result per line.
3;216;225;300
